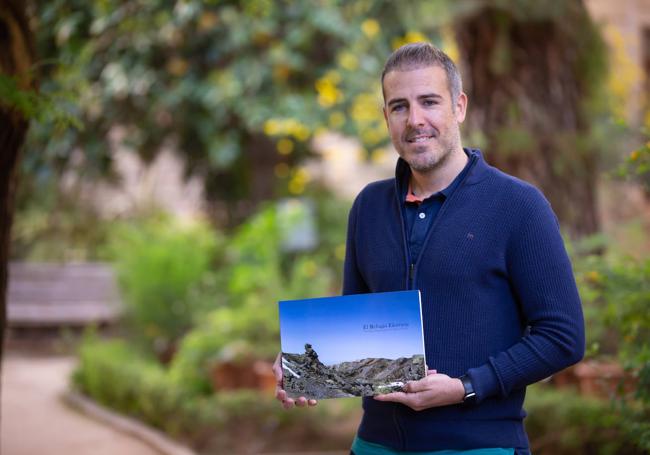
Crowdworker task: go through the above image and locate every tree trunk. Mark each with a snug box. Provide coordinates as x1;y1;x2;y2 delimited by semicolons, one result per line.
0;0;36;361
455;0;606;238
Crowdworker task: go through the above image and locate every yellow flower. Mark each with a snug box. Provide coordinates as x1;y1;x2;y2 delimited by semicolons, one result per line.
630;150;640;161
351;93;382;125
294;167;311;183
339;52;359;71
264;119;281;136
325;70;342;84
276;138;294;155
329;112;346;129
405;31;428;43
361;19;380;39
392;31;429;50
440;25;459;64
264;118;310;140
292;125;310;141
316;83;342;107
585;270;603;285
288;179;305;195
316;72;343;107
361;128;385;145
604;25;643;121
287;167;311;194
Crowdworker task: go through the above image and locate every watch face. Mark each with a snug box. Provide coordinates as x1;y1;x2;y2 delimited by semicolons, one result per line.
463;392;476;404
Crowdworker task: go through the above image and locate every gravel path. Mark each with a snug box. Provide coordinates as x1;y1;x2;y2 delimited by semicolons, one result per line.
1;353;161;455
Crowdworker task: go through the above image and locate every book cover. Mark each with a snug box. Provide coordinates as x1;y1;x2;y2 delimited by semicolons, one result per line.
278;290;427;399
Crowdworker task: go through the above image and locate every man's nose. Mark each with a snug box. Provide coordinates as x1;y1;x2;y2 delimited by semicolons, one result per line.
407;105;426;127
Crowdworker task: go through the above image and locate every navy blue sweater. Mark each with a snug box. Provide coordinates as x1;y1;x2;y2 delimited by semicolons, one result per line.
343;149;585;452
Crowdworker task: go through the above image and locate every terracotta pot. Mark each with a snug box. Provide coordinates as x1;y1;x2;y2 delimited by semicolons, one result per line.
549;366;577;388
574;360;636;398
211;359;276;393
252;360;277;393
551;359;637;399
211;361;258;390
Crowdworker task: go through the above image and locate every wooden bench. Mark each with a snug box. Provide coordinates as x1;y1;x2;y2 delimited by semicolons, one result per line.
7;262;123;327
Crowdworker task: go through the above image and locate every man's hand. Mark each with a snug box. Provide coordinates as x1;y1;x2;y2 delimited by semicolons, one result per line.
373;370;465;411
273;352;318;409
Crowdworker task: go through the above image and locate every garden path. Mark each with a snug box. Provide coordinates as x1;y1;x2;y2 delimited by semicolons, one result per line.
1;353;161;455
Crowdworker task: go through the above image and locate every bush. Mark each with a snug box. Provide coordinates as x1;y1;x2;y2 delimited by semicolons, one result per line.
73;336;190;432
524;383;639;454
169;306;281;395
73;337;359;453
597;257;650;451
170;202;338;395
107;215;222;358
11;189;113;262
73;197;357;451
572;243;650;452
78;337;646;454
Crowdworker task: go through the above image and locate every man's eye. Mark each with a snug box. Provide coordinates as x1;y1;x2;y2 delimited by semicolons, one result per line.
392;105;406;112
423;99;438;106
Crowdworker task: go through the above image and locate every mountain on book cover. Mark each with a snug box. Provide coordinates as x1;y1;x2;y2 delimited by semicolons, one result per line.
278;290;426;399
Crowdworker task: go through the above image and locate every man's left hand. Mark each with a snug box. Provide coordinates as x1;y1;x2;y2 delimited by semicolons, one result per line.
373;370;465;411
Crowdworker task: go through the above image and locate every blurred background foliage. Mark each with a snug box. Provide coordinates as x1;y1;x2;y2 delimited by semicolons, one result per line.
26;0;625;231
24;0;458;226
4;0;650;453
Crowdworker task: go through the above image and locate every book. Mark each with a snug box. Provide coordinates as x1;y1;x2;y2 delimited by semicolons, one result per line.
278;290;427;399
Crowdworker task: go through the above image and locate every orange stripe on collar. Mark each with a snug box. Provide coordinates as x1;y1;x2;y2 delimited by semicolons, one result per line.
406;181;424;204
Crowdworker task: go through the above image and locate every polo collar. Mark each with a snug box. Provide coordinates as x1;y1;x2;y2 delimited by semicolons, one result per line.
395;148;489;199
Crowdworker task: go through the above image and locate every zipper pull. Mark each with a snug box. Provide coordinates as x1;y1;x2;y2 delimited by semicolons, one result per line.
409;263;415;282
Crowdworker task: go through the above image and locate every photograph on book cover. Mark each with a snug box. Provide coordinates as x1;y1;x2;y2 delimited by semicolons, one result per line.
278;290;427;399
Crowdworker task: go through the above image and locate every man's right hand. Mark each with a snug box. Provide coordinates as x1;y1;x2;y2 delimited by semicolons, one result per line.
273;352;318;409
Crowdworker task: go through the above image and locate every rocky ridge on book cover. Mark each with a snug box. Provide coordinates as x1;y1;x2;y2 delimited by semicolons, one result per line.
282;343;426;399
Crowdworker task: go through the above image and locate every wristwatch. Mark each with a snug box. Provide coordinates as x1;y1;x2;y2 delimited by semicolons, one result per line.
459;374;477;405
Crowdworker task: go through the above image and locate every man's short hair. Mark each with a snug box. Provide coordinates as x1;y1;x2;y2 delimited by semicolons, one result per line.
381;42;462;105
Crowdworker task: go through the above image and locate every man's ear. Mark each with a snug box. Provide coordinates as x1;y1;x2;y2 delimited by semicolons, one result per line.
455;92;468;123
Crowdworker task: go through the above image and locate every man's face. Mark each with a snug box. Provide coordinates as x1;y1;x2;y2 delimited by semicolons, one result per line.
382;65;467;174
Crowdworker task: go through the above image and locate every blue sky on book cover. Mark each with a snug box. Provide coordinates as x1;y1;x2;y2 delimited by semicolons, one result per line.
279;290;425;366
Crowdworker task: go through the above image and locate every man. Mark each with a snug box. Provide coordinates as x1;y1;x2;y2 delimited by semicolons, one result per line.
274;42;584;455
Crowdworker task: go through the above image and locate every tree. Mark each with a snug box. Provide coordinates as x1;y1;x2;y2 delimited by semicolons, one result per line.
454;0;608;237
23;1;609;236
25;0;451;225
0;0;37;360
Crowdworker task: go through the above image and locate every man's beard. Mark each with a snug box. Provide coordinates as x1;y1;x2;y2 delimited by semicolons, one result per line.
403;129;460;173
407;144;454;173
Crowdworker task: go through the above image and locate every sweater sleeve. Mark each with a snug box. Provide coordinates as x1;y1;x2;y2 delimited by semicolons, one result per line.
342;195;370;296
466;190;585;403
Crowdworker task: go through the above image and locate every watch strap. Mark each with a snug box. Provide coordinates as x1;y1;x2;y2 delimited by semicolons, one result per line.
459;374;477;404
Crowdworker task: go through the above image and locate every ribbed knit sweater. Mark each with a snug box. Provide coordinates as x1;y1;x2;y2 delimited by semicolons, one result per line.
343;149;585;452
